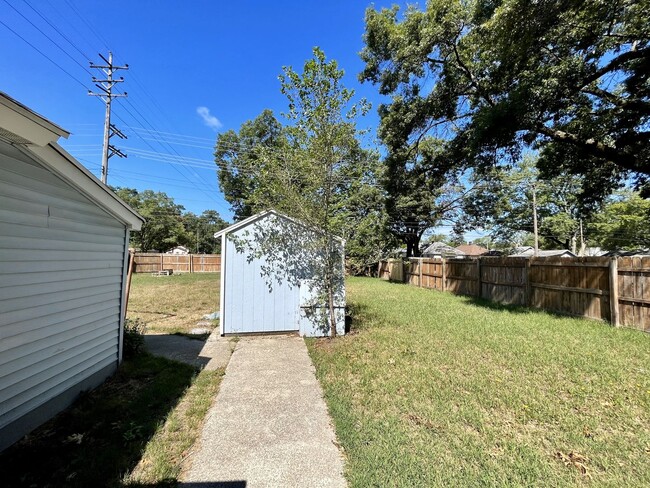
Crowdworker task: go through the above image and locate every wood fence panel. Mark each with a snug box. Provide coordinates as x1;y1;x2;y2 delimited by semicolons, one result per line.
191;254;222;272
406;258;421;287
133;254;163;273
162;254;191;273
529;257;610;321
133;253;221;273
377;256;650;332
617;256;650;332
421;258;444;290
445;259;479;296
480;257;528;305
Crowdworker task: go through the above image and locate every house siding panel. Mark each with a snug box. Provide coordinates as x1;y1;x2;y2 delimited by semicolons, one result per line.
0;141;126;444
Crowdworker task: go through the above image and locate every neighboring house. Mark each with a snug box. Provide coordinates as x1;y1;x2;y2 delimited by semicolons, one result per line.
421;241;465;258
456;243;488;256
0;93;144;451
604;249;650;257
166;245;190;255
215;210;345;337
510;247;577;258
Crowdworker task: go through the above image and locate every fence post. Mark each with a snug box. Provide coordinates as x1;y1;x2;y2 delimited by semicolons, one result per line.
441;257;447;292
160;253;164;271
525;258;532;306
609;257;620;327
189;254;193;273
476;258;482;298
419;257;423;287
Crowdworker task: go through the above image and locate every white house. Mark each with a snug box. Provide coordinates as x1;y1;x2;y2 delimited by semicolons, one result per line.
214;210;345;337
166;245;190;255
0;93;144;450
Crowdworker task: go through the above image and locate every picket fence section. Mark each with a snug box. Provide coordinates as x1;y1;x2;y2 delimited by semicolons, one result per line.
133;253;221;273
380;256;649;332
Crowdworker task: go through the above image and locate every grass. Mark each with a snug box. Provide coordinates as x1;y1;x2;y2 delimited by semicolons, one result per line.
127;273;220;335
307;277;650;487
124;367;224;485
0;354;200;487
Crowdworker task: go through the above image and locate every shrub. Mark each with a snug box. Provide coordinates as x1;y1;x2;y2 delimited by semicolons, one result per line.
123;318;146;358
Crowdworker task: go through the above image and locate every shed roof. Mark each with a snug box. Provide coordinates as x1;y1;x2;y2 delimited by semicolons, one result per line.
0;92;143;230
214;209;344;243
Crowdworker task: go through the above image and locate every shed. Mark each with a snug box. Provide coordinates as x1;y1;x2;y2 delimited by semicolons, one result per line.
0;93;144;450
214;210;345;337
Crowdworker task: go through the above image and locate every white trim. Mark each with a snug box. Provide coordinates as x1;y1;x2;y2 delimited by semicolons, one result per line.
214;209;343;243
0;93;69;146
219;233;226;335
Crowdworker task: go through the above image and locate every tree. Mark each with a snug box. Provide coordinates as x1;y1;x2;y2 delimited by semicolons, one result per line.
383;138;469;257
330;149;397;274
459;157;592;251
242;48;371;336
589;192;650;251
215;110;287;220
360;0;650;202
114;188;186;252
182;210;229;254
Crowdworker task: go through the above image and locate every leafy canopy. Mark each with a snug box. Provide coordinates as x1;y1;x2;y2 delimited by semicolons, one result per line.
360;0;650;201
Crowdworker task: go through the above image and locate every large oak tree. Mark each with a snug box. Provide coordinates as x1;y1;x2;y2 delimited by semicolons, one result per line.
360;0;650;201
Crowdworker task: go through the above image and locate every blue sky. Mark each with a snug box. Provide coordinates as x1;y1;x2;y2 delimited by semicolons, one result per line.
1;0;474;238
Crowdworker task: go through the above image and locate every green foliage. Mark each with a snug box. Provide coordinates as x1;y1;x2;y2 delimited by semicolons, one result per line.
122;318;146;359
181;209;228;254
215;49;394;272
383;139;467;257
214;109;287;221
360;0;650;203
114;187;186;252
589;192;650;250
460;156;591;250
113;187;227;253
231;47;374;335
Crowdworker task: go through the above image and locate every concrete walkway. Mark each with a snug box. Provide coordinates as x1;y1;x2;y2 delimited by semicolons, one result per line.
183;335;347;488
144;328;233;370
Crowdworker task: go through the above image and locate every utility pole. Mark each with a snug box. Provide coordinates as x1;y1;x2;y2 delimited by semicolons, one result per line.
532;182;539;256
89;52;128;184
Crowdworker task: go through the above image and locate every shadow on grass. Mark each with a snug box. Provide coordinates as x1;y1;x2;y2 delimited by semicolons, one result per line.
456;293;604;323
0;353;197;488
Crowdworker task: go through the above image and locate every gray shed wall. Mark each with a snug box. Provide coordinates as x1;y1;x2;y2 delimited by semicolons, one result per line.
0;141;127;450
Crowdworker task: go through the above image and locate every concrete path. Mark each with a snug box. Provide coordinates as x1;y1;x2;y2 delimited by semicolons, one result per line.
183;335;347;488
144;328;232;370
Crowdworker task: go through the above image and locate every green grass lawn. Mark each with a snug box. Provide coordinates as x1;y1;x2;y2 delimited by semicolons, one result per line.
127;273;220;335
308;277;650;487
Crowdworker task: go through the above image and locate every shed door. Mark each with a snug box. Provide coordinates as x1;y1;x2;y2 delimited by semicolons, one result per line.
223;236;300;334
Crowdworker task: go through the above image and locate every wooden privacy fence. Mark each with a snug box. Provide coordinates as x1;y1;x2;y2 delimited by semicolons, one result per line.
381;256;650;332
133;253;221;273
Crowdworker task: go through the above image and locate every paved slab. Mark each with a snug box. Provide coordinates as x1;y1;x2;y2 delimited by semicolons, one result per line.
183;335;347;488
144;328;233;370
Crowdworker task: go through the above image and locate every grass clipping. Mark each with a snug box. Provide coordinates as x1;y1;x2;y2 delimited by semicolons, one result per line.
124;367;224;485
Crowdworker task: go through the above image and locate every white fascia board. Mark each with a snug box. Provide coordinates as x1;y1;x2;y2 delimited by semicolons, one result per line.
23;143;144;230
0;95;69;146
213;209;344;244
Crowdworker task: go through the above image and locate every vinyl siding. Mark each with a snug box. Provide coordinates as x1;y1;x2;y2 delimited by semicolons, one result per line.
0;141;126;434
